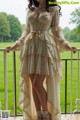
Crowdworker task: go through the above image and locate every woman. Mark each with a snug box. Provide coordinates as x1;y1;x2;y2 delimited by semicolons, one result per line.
6;0;77;120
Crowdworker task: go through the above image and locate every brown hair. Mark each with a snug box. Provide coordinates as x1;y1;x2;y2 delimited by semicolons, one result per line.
27;0;61;13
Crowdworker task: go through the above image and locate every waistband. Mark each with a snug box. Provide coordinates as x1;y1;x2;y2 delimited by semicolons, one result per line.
30;31;48;34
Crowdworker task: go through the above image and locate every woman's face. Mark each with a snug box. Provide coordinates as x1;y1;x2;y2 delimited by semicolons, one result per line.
36;0;46;4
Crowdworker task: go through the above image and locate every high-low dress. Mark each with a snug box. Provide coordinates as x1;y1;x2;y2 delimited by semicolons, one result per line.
15;6;71;120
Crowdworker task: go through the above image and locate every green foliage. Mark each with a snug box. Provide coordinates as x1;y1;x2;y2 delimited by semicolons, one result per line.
64;28;80;42
68;33;77;42
70;7;80;26
7;15;22;41
60;25;80;42
0;13;10;42
70;7;80;40
0;12;22;42
64;7;80;42
62;27;70;34
64;30;70;40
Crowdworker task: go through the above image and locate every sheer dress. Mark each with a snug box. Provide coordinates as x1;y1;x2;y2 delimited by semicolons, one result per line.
15;6;71;120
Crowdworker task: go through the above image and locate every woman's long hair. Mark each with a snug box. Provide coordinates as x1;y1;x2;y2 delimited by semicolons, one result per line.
28;0;61;13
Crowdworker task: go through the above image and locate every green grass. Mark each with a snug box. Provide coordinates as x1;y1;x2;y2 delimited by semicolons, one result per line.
0;42;80;114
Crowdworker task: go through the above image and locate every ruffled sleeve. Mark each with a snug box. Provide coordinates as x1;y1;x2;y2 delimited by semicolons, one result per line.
14;9;31;48
49;6;72;52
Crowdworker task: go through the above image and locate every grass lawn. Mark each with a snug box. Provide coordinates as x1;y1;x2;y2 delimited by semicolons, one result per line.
0;42;80;115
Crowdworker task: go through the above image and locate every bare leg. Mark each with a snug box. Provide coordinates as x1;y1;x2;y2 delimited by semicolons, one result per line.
33;74;47;111
29;74;51;120
29;74;41;111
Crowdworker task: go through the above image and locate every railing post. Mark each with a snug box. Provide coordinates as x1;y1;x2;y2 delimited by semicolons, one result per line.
65;59;67;114
70;51;73;114
13;51;17;116
3;51;8;109
73;50;80;113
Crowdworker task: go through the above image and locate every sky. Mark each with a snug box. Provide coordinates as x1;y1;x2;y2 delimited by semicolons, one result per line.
0;0;80;30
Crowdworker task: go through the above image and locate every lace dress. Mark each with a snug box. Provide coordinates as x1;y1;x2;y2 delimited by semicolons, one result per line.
15;6;71;120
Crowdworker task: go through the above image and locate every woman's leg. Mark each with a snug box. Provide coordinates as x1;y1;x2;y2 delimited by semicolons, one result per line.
29;74;51;120
33;75;51;120
33;74;47;111
29;74;41;111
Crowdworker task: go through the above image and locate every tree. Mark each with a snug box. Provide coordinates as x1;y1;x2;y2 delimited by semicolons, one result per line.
7;15;22;41
62;27;70;34
64;31;70;40
70;7;80;26
64;28;80;42
70;7;80;42
0;13;10;42
68;33;77;42
0;12;7;17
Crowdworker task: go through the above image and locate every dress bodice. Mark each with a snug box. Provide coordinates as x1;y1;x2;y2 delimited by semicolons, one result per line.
26;6;59;33
27;10;52;32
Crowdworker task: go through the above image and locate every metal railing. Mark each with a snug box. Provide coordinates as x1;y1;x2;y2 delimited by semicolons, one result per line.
0;48;80;116
0;49;17;116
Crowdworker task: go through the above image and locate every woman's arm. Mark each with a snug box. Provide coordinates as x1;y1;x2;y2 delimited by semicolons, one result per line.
14;23;30;49
5;9;30;52
50;6;77;53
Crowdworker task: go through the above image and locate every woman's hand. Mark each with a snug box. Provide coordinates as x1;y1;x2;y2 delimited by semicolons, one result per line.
66;46;77;54
5;44;18;53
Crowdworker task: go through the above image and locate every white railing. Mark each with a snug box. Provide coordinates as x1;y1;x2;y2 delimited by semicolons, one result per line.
70;49;80;113
0;48;80;116
0;49;18;116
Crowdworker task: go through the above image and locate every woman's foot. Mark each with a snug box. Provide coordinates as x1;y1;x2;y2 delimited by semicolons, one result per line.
36;111;43;120
42;111;51;120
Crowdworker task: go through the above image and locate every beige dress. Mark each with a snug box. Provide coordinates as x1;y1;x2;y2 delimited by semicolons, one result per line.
15;6;71;120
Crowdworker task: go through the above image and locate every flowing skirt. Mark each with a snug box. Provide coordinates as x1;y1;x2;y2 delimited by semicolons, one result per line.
18;32;63;120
